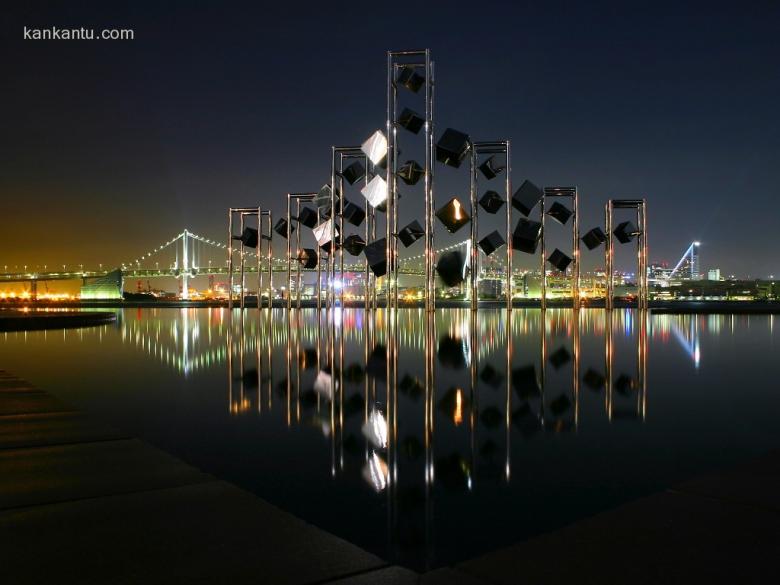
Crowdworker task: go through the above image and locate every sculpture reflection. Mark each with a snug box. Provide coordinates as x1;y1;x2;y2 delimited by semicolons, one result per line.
220;307;653;568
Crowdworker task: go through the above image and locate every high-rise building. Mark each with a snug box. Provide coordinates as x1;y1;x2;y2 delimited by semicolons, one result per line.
708;268;721;281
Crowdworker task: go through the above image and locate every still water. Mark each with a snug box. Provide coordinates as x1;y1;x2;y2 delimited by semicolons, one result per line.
2;308;779;570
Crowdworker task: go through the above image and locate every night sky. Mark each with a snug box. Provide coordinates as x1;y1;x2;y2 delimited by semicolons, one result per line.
2;2;779;277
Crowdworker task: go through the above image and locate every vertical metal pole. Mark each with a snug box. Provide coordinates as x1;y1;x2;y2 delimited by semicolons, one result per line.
573;190;580;309
267;212;273;308
386;52;394;310
287;195;292;311
540;196;547;310
641;200;648;310
391;76;399;310
316;207;322;312
239;213;246;311
330;147;337;311
296;200;303;310
227;209;234;311
181;229;189;300
606;309;613;419
505;309;512;481
606;201;614;311
255;207;263;310
573;308;580;429
426;60;436;311
365;164;372;310
424;51;435;313
506;141;513;312
338;164;345;307
470;148;478;311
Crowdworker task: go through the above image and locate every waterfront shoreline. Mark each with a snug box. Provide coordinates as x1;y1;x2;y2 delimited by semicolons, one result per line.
0;311;117;331
2;299;780;313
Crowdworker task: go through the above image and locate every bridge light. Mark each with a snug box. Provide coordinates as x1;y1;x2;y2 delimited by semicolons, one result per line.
694;241;700;246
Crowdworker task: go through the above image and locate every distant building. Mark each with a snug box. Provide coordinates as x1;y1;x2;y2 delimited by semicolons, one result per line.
478;278;503;299
707;268;721;281
81;269;123;300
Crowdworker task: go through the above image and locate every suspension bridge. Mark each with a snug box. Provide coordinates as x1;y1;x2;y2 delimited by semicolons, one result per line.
0;228;477;290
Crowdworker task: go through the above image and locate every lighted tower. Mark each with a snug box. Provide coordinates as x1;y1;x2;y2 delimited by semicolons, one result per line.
181;229;190;299
690;241;700;280
668;241;701;281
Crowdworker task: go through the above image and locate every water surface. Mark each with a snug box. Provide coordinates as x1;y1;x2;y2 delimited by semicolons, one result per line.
2;308;778;570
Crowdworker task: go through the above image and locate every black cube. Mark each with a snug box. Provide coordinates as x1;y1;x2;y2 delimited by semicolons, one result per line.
342;200;366;227
341;160;366;185
436;250;467;287
581;227;606;250
478;155;505;180
436;197;471;233
547;201;573;225
478;230;505;256
398;220;424;248
397;65;424;93
296;206;318;229
614;221;640;244
512;180;543;216
398;160;424;185
399;107;425;135
273;218;294;239
343;234;366;256
364;238;388;277
479;190;505;214
436;128;471;168
512;218;542;254
548;248;572;272
297;248;318;269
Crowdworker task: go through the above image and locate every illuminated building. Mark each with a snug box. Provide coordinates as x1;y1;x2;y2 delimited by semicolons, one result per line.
80;269;122;300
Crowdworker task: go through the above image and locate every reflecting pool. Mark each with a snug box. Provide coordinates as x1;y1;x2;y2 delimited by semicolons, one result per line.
2;308;779;570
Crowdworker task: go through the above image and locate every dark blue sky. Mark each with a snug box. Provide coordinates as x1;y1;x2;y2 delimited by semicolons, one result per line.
2;1;779;276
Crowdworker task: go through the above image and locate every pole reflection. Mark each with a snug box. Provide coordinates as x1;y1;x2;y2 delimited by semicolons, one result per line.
221;307;654;568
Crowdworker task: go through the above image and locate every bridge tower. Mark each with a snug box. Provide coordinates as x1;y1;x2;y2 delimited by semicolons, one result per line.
181;229;190;299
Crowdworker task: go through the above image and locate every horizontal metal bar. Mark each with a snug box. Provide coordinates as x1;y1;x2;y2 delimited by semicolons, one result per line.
473;141;509;151
229;207;260;213
388;50;427;57
333;146;362;155
612;199;645;208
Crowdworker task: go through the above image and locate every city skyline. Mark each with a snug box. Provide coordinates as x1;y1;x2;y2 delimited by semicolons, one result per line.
2;2;779;276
